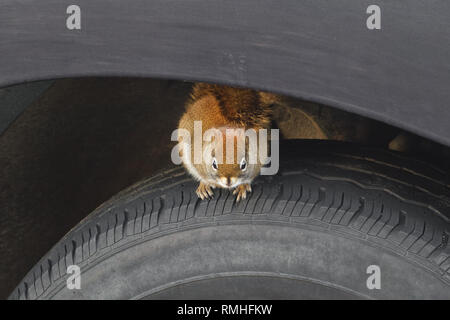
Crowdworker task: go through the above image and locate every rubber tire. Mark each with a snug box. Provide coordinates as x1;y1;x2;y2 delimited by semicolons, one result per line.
9;140;450;299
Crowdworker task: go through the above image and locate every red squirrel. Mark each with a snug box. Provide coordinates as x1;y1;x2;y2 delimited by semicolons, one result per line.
177;83;275;201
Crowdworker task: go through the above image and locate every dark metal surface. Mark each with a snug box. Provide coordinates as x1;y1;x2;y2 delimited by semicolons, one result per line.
0;78;192;299
0;0;449;145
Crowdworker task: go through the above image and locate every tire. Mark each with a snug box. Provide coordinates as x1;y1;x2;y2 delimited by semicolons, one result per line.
9;140;450;299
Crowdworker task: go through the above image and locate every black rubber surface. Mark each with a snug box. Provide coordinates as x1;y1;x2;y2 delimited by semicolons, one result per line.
9;140;450;299
1;1;450;146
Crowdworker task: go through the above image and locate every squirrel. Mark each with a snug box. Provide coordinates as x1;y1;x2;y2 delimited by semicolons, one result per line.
177;83;275;201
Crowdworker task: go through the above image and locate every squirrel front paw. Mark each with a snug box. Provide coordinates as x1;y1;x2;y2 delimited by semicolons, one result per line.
196;182;214;200
233;183;252;202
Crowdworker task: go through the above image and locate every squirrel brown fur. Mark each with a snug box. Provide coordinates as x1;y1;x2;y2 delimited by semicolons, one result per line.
177;83;276;201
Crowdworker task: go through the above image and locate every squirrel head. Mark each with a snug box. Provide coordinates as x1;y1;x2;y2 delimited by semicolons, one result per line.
201;127;266;188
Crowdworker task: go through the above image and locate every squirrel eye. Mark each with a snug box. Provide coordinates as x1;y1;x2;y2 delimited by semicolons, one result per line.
240;158;247;171
212;157;218;170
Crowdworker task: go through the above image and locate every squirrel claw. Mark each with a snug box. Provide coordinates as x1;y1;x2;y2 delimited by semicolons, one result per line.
196;182;214;200
233;184;252;202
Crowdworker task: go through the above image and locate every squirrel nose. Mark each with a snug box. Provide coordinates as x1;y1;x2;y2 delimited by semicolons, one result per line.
220;177;231;186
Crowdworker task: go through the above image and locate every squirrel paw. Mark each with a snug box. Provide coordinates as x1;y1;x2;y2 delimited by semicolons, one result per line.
196;182;214;200
233;183;252;202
